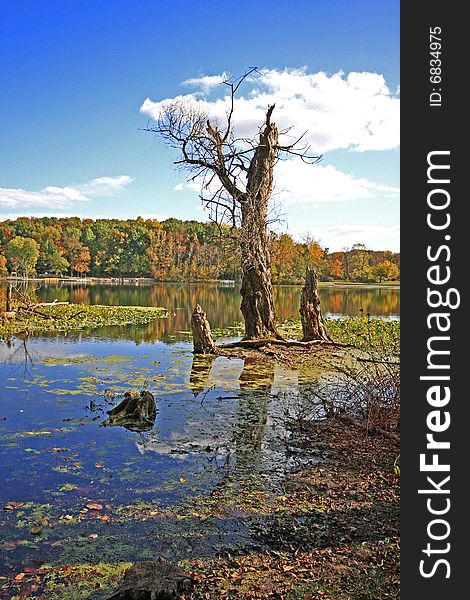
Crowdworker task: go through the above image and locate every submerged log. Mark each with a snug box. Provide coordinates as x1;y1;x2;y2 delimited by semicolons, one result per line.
191;304;217;354
107;558;193;599
299;268;332;342
102;390;157;432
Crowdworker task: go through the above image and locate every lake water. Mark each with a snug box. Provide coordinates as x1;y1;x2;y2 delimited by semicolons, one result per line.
0;283;399;580
35;282;399;341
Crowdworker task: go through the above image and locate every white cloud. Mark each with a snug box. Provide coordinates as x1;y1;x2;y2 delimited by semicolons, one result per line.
80;175;134;196
174;181;201;193
141;68;399;153
273;161;399;204
0;185;90;209
182;72;229;93
0;175;134;211
172;160;399;206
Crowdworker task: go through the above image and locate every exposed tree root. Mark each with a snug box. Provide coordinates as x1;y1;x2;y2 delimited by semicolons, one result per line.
219;338;350;350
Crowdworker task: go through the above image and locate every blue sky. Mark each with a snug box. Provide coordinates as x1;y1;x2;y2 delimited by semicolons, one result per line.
0;0;399;251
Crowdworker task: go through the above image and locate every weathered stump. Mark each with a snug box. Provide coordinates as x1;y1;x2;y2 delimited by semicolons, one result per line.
107;558;193;599
299;268;332;342
102;390;157;432
191;304;217;354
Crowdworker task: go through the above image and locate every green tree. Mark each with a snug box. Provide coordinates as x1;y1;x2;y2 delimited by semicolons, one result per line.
6;237;40;277
42;240;70;274
372;259;399;283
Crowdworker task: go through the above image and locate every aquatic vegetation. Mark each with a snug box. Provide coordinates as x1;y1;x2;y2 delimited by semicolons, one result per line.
40;354;130;365
40;562;133;599
0;304;168;336
0;285;400;598
277;316;400;353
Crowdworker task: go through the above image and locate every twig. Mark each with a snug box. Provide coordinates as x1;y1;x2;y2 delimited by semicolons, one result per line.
67;310;86;321
17;306;55;320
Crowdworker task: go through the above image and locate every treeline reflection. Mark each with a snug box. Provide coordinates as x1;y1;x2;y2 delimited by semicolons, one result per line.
2;282;399;344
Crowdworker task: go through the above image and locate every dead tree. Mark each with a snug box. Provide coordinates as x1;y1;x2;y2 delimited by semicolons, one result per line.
145;69;320;339
300;268;332;342
191;304;217;354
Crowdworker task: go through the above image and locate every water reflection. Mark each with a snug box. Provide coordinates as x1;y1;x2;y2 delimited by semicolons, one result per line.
0;281;399;575
234;358;274;479
189;354;217;397
1;282;399;345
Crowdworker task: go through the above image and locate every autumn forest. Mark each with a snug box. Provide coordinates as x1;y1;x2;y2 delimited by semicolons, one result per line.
0;216;400;284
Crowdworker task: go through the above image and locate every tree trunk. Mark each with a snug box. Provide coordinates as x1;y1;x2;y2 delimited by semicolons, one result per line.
6;284;12;313
240;105;278;340
300;268;332;342
191;304;217;354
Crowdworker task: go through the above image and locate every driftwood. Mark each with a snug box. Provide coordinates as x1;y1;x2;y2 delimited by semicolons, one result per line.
357;356;400;365
33;300;70;307
107;558;193;599
300;268;333;342
191;304;217;354
102;391;157;432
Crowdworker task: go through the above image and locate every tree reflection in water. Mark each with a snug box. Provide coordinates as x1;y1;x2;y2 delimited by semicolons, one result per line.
1;282;399;345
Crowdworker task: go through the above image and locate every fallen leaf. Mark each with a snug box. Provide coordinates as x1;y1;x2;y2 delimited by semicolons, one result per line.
86;503;103;511
3;501;26;511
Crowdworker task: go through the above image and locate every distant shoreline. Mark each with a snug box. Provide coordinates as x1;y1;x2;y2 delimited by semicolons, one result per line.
2;275;400;289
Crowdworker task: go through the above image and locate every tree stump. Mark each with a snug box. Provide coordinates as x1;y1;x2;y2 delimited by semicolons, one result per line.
191;304;217;354
299;268;332;342
107;558;193;599
102;390;157;432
